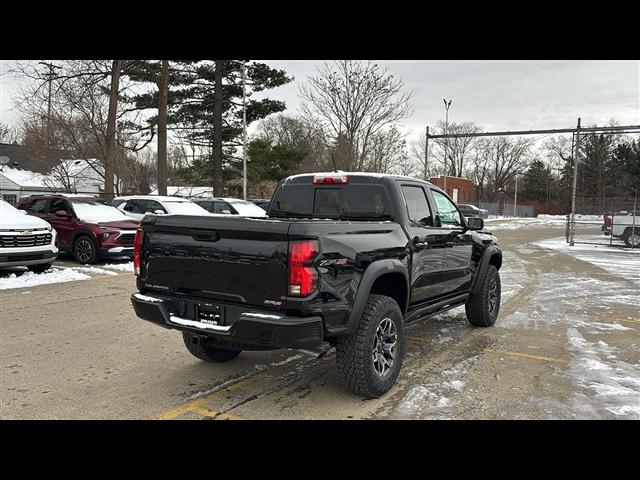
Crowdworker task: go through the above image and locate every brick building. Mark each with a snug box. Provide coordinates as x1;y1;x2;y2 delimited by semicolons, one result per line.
429;175;475;204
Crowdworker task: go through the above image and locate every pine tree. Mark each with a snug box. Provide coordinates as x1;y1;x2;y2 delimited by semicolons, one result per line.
171;61;292;195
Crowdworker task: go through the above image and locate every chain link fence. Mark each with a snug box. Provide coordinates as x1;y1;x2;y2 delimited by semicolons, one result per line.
567;195;639;249
478;202;535;217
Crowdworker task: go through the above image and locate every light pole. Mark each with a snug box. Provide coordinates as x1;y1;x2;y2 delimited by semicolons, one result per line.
443;99;452;193
241;61;248;200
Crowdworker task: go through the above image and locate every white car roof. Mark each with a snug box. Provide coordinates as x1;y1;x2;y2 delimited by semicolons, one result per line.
116;195;193;202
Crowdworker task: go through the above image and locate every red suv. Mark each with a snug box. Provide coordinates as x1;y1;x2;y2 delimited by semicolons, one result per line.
17;195;140;264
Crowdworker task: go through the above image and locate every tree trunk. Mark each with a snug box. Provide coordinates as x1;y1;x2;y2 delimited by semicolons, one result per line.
104;60;122;201
157;60;169;196
212;60;224;196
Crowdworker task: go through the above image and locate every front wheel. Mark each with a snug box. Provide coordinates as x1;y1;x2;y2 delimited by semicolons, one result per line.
73;236;97;264
336;294;405;398
465;264;501;327
623;228;640;248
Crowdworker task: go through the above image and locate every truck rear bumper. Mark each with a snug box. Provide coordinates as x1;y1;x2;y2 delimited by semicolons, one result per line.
131;292;323;349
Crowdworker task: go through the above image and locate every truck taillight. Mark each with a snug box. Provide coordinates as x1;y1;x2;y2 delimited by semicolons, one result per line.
288;240;319;296
312;174;349;185
133;229;143;276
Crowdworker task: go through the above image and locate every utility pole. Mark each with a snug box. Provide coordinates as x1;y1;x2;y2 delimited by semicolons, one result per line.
443;99;452;193
38;61;61;148
424;126;429;181
242;61;248;201
569;117;581;246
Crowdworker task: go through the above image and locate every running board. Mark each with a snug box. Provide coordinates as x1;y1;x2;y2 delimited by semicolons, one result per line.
403;293;469;326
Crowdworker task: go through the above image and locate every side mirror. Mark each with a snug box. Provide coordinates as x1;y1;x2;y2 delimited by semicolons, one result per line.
18;209;28;215
55;210;69;217
467;217;484;230
154;209;164;215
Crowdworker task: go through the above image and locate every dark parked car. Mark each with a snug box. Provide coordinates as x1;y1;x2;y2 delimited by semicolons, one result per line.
17;195;140;264
191;197;266;216
248;198;271;210
457;203;489;219
131;173;502;397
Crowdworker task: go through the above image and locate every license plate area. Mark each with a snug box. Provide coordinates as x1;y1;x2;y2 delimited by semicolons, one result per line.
197;303;224;326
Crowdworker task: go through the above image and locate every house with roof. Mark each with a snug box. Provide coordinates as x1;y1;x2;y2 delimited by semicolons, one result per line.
0;167;58;205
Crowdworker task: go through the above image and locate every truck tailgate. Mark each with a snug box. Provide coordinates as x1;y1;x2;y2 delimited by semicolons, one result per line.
141;215;290;307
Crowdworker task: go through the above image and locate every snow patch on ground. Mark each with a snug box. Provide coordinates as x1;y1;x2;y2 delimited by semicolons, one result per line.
535;237;640;285
0;267;90;290
394;357;476;418
566;328;640;419
70;266;119;276
101;262;134;272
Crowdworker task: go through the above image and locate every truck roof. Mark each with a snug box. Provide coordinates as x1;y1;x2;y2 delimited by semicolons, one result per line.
282;171;437;186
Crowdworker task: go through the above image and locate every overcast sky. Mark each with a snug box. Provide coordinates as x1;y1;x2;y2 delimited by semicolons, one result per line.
2;60;639;144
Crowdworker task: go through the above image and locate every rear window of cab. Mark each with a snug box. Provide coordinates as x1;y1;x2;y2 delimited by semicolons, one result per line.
269;184;392;220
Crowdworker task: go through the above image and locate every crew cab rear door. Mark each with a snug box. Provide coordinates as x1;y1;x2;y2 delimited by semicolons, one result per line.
399;183;449;304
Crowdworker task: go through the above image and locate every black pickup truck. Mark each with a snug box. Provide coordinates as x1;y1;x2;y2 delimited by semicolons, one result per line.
131;173;502;397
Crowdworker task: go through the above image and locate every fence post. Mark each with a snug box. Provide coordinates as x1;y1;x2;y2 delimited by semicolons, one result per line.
610;211;614;247
632;191;638;249
569;117;581;246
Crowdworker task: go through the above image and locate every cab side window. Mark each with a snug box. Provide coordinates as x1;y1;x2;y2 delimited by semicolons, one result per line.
49;198;71;215
144;200;166;213
124;200;144;214
27;198;48;214
213;201;233;214
431;190;462;227
401;185;432;227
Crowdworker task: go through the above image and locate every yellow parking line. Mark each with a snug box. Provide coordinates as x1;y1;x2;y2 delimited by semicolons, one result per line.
152;368;273;420
483;348;570;365
188;405;243;420
619;318;640;326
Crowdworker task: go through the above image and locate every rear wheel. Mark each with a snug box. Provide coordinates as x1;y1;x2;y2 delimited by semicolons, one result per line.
182;332;242;362
336;294;405;398
27;263;53;274
623;228;640;248
466;265;501;327
73;235;97;264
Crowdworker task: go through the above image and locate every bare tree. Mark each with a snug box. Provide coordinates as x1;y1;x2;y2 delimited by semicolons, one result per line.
428;121;482;177
300;61;412;171
0;122;19;144
12;60;152;195
475;136;533;200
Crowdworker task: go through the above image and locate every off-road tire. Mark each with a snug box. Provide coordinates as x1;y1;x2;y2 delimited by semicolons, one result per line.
336;294;405;398
27;263;53;274
73;235;97;264
465;265;501;327
182;332;242;362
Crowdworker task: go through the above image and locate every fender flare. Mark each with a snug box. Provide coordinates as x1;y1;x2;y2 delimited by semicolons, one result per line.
71;228;97;247
343;259;409;336
471;245;502;295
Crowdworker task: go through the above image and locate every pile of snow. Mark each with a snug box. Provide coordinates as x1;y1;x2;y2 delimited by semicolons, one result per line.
538;214;603;224
534;237;640;284
566;328;640;419
102;262;134;272
0;267;90;290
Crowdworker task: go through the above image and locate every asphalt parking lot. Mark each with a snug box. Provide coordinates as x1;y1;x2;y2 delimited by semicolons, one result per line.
1;222;639;419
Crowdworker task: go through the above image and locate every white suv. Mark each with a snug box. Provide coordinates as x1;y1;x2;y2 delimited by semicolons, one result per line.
0;200;58;273
115;195;212;220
